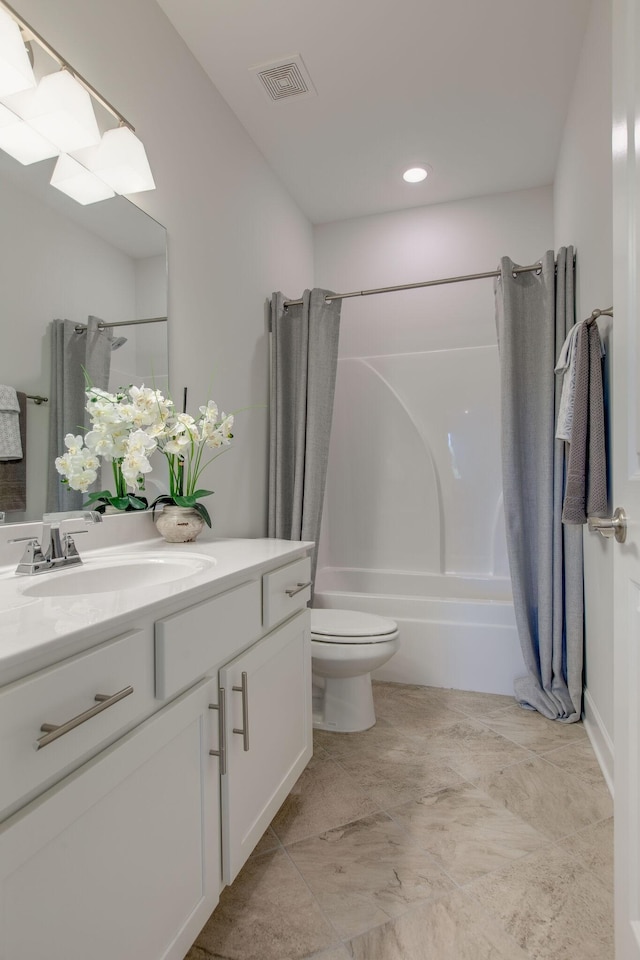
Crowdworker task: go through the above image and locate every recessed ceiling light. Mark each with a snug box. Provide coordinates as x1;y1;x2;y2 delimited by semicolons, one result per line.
403;165;429;183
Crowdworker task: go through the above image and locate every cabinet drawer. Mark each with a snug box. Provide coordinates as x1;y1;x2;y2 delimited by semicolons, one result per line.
0;629;154;820
155;579;262;699
262;555;312;630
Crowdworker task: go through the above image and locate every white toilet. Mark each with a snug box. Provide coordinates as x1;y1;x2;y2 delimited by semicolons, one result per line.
310;608;399;732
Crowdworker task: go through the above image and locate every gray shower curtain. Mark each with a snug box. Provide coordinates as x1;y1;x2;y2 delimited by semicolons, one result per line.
268;289;341;590
495;247;584;721
47;316;112;511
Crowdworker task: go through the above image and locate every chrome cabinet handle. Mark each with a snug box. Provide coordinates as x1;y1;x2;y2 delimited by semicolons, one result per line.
209;686;227;775
285;580;312;598
587;507;627;543
35;685;134;750
232;671;250;751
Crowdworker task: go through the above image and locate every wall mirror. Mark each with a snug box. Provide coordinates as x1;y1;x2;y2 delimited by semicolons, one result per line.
0;148;167;525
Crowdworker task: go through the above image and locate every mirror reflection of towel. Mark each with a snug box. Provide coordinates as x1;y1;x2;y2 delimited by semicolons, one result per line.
0;391;27;511
0;385;22;460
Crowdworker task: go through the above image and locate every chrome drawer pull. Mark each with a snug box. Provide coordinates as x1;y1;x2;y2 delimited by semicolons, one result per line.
35;685;134;750
232;671;250;751
285;580;312;598
209;686;227;775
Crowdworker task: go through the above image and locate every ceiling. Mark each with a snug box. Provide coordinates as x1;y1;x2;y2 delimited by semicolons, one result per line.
156;0;592;225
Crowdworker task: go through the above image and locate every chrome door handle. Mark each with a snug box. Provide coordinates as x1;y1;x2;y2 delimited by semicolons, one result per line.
232;671;249;751
285;580;312;597
209;686;227;775
588;507;627;543
35;685;134;750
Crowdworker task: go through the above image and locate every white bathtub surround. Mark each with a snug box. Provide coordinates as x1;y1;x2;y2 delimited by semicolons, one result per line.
496;249;583;722
317;340;519;694
314;568;524;696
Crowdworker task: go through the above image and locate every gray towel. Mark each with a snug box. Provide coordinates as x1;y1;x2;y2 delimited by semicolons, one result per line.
0;391;27;511
562;320;607;523
0;384;22;460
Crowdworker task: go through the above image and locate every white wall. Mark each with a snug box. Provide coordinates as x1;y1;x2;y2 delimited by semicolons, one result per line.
314;187;553;690
13;0;314;537
554;0;614;781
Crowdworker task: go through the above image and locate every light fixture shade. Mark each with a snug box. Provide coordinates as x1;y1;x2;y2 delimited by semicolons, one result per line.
85;126;155;194
50;153;115;205
20;71;101;153
0;8;36;98
0;101;57;164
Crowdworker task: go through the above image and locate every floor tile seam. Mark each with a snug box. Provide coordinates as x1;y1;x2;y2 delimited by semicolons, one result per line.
327;748;454;785
376;803;474;891
536;749;615;791
326;753;435;807
458;748;562;788
470;714;581;756
282;836;442;952
553;811;615;842
385;729;541;772
279;843;350;950
451;770;611;845
524;732;595;756
380;797;558;888
457;826;614;896
403;714;544;758
435;775;556;843
374;713;480;738
339;884;465;951
438;703;518;722
273;800;390;851
540;755;608;789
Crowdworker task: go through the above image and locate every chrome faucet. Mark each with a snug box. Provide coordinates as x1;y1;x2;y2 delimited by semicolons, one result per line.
10;510;103;575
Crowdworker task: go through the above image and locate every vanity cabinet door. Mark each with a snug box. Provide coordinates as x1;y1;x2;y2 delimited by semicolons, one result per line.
0;677;221;960
220;609;312;885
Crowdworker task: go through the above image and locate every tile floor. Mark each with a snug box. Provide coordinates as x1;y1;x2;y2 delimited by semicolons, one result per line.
185;681;614;960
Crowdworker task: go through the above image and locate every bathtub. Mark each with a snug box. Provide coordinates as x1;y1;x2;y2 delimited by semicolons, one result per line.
313;567;525;696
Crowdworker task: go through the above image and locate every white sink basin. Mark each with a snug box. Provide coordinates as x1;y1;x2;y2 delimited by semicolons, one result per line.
20;552;216;598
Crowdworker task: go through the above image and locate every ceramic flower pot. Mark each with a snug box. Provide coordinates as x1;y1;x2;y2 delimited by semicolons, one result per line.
155;505;205;543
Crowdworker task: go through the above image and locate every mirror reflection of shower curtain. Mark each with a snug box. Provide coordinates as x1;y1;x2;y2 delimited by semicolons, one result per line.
46;316;112;511
268;289;341;595
495;247;583;721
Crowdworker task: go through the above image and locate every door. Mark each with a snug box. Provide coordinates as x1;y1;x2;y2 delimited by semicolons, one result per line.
0;678;221;960
220;610;312;885
613;1;640;956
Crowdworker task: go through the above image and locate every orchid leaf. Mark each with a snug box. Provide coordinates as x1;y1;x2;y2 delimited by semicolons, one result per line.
192;501;212;527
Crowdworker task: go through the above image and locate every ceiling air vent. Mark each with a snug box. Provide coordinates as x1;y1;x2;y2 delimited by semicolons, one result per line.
250;55;317;103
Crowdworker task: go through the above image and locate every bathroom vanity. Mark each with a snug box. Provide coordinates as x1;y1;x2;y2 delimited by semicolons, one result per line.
0;527;312;960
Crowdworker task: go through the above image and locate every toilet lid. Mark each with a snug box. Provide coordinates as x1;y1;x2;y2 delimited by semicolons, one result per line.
311;609;398;644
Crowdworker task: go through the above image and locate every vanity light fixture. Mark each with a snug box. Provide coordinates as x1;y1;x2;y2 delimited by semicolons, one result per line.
0;0;155;204
50;153;115;205
9;69;101;153
76;125;156;195
402;165;429;183
0;100;57;164
0;6;35;98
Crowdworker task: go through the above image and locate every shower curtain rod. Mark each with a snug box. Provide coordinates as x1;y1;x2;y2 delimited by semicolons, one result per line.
282;262;549;308
74;316;168;333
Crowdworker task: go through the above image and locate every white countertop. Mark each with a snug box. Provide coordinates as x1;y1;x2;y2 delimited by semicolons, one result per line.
0;526;313;686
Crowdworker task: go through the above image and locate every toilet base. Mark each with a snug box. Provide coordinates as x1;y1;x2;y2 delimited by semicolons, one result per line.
312;673;376;732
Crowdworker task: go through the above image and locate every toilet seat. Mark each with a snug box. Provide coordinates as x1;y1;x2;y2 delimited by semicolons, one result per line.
311;609;398;644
